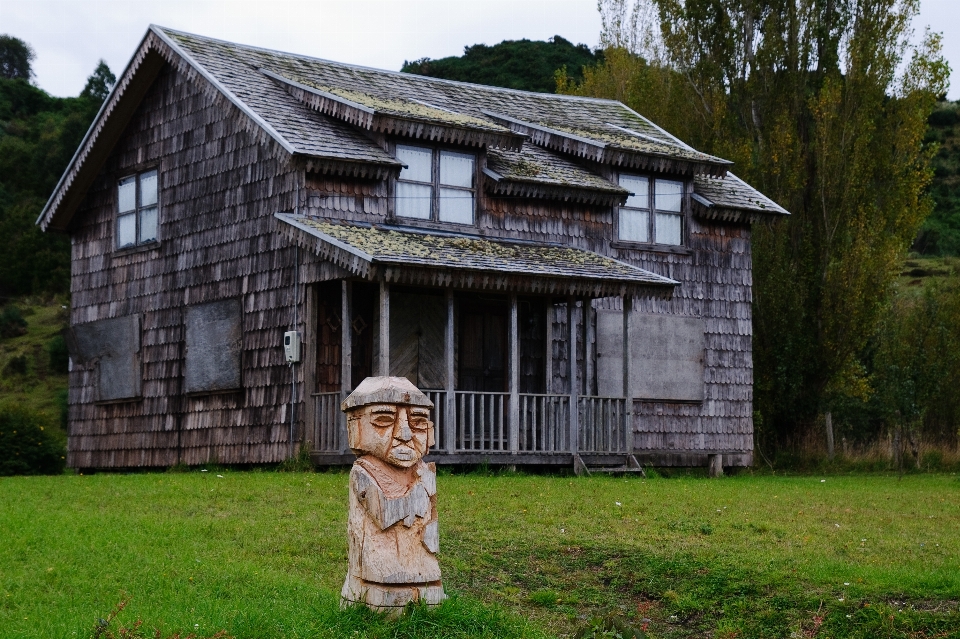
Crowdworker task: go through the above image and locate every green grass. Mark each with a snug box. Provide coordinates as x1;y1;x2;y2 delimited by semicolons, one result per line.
1;471;959;638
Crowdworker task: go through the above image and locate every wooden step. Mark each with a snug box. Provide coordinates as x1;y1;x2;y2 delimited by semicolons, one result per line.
573;453;646;478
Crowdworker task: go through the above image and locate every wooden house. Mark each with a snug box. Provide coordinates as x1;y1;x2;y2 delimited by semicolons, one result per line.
39;26;788;472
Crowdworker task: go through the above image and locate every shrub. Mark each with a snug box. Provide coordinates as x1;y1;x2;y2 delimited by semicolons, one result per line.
0;404;66;475
3;353;27;375
0;304;27;338
48;334;69;373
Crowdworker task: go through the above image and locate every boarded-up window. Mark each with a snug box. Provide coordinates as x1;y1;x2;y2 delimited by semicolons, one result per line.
69;315;142;402
184;299;242;394
597;311;704;401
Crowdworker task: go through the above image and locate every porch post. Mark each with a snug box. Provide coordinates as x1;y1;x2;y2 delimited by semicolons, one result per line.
378;278;390;376
544;303;553;394
509;293;520;454
340;280;352;453
568;296;579;455
581;297;590;395
622;294;634;454
445;288;456;455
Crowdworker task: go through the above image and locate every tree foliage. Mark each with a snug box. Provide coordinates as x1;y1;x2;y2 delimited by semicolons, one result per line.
402;36;601;93
0;34;34;81
81;59;116;102
560;0;949;446
0;45;113;297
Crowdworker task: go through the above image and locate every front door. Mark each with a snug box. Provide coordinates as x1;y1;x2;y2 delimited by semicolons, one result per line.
458;298;507;392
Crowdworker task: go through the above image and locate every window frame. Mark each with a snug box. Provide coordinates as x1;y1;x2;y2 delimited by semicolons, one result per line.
615;173;688;248
116;168;160;251
393;143;477;226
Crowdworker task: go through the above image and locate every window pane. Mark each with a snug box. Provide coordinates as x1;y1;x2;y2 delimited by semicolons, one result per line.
139;206;158;243
619;174;648;209
397;182;432;219
619;209;649;242
656;179;684;212
117;213;136;248
140;170;158;207
439;187;473;224
655;212;682;245
118;177;136;213
440;151;474;188
397;145;432;183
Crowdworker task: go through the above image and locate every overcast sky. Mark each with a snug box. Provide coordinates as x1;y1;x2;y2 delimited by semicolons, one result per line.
2;0;958;100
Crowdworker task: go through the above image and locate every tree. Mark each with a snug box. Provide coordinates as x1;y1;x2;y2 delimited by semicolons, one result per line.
81;60;116;102
561;0;949;451
0;34;35;80
0;54;108;297
402;36;601;93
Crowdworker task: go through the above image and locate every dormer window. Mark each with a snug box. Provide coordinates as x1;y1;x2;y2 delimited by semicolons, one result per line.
617;174;684;246
396;145;475;224
117;169;159;249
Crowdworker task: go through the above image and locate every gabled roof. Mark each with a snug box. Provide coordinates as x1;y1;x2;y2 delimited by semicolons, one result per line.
276;214;677;298
38;25;787;232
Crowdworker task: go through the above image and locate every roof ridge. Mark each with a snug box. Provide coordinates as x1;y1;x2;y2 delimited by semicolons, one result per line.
151;25;627;106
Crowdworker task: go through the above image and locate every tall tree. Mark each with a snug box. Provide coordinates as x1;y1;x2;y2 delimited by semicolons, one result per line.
0;35;35;81
81;60;116;102
560;0;949;450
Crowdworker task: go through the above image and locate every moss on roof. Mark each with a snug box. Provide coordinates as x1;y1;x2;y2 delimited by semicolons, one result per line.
296;218;673;283
544;122;727;164
284;75;511;132
487;144;626;193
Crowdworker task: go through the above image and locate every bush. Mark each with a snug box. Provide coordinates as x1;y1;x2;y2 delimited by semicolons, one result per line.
0;404;66;475
3;353;27;375
0;304;27;337
48;333;69;373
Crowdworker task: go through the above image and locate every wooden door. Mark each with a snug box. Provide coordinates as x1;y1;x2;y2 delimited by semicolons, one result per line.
459;299;507;392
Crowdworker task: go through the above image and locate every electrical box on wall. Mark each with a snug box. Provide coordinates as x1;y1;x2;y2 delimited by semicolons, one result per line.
284;331;301;363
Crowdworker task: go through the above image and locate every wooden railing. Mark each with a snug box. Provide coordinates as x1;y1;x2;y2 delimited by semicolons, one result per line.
519;393;570;453
311;390;629;457
578;396;628;453
455;391;509;451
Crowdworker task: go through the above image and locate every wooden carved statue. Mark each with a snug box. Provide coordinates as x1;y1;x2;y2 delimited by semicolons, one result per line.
340;376;446;613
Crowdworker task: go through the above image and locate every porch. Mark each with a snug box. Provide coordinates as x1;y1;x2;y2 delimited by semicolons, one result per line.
277;214;678;469
304;280;639;468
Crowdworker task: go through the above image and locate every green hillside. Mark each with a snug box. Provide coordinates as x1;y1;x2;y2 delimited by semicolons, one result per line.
915;101;960;255
401;36;600;93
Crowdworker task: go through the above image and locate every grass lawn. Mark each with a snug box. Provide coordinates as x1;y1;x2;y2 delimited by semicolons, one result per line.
1;470;959;639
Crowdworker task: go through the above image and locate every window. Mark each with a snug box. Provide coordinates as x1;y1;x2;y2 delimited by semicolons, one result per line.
396;145;475;224
117;169;158;248
617;175;685;246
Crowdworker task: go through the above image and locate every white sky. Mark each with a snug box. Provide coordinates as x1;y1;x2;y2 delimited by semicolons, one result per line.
1;0;958;100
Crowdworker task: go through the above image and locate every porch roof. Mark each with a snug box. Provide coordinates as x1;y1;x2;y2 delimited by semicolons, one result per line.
276;214;678;298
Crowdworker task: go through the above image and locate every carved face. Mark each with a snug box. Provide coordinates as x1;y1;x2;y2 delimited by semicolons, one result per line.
347;404;434;467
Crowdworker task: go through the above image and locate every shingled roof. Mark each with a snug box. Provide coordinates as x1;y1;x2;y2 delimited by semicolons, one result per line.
38;25;787;232
275;214;678;298
693;173;790;223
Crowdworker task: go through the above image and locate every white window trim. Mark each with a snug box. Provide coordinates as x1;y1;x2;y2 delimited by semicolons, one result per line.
395;144;476;225
116;168;160;250
617;174;686;247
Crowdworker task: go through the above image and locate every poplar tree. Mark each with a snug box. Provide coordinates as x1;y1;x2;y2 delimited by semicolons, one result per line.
559;0;949;449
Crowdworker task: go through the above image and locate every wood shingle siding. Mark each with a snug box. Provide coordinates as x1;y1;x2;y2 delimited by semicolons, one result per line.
68;61;299;468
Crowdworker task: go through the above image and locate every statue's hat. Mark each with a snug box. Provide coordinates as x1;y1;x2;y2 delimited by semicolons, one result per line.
340;376;434;412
